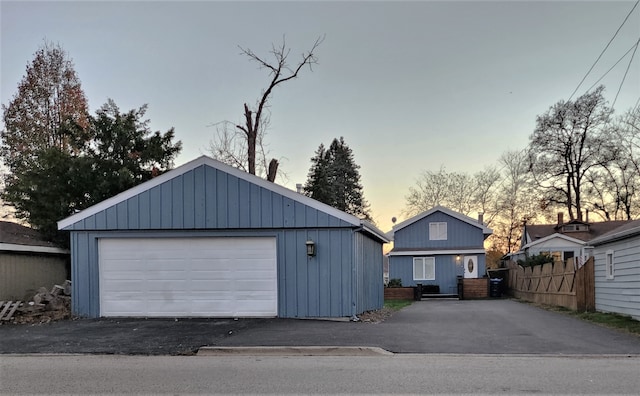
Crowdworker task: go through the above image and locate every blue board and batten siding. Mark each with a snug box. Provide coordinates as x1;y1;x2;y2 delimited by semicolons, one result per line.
62;161;385;318
70;166;352;231
389;208;488;290
593;237;640;321
389;255;463;293
355;232;384;312
393;211;485;249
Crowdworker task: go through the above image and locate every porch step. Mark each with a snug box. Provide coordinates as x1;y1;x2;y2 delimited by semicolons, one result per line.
421;293;459;299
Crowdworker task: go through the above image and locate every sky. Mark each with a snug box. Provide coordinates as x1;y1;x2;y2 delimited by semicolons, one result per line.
1;1;639;232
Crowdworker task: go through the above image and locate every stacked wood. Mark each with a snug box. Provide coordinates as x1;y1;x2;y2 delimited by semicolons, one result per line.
0;301;22;321
8;280;72;324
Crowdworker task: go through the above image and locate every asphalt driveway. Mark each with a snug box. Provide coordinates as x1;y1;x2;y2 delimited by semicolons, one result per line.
2;299;639;355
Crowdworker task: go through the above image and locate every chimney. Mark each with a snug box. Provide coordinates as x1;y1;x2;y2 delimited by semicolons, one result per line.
296;183;303;194
557;212;564;225
478;212;484;225
585;209;589;223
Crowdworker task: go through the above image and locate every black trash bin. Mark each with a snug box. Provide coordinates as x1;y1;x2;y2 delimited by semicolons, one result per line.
489;278;502;298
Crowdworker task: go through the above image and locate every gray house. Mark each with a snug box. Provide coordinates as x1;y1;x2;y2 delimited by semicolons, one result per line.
388;206;492;294
589;219;640;321
0;221;69;300
57;156;388;319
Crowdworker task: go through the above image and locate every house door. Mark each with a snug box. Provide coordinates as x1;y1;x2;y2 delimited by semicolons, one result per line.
463;256;478;278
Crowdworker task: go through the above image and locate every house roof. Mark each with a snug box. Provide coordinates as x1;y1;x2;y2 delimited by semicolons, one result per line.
388;205;492;239
521;232;587;250
0;221;68;254
57;155;390;243
524;220;630;245
589;219;640;245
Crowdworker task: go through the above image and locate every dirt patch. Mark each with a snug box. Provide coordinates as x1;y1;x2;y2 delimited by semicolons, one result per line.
357;307;396;323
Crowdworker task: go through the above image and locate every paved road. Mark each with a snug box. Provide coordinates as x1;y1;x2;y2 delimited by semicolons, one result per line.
2;354;640;394
1;299;639;355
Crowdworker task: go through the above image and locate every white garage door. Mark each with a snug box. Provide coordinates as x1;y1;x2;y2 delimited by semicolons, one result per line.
98;237;277;317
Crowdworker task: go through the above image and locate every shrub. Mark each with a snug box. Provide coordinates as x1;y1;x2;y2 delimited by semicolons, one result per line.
387;278;403;288
517;253;553;268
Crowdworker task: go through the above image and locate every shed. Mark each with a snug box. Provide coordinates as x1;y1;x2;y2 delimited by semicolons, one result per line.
589;219;640;321
57;156;388;319
0;221;69;300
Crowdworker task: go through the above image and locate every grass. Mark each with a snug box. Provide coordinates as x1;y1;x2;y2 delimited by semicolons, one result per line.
384;299;413;311
571;311;640;335
520;300;640;337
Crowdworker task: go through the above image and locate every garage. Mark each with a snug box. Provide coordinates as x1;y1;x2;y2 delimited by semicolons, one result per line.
58;155;388;319
99;237;277;317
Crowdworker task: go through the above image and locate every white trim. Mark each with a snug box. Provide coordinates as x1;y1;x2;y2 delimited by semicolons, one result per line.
413;256;436;281
521;233;585;250
429;222;447;240
605;249;615;280
57;155;389;243
388;205;492;239
590;221;640;245
0;243;69;254
388;249;485;256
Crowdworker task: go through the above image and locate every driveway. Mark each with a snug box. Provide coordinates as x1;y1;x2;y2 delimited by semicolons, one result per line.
1;299;639;355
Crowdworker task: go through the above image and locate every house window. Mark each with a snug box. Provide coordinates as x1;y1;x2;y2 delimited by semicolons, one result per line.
606;250;614;280
413;257;435;281
429;222;447;240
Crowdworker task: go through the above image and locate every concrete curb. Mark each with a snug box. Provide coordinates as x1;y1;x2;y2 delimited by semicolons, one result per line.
197;346;394;356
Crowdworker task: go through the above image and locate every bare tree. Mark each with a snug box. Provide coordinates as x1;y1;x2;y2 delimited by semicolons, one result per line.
492;150;541;253
404;165;500;221
527;86;615;221
585;105;640;220
210;36;324;182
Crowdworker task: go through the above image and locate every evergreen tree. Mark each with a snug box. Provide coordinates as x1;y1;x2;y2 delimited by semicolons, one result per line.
1;42;182;246
304;137;371;220
2;99;182;247
88;100;182;203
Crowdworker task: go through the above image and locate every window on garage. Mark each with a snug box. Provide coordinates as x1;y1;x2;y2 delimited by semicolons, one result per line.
413;257;435;281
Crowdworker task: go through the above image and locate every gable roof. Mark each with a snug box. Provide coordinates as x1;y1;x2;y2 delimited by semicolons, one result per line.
589;219;640;245
388;205;492;239
521;232;586;250
523;220;630;246
57;155;389;243
0;221;68;254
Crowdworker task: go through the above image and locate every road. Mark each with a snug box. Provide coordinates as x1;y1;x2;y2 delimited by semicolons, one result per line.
2;354;640;394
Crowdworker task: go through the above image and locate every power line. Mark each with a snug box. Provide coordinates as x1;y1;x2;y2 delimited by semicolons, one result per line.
612;37;640;108
568;0;640;101
586;38;640;93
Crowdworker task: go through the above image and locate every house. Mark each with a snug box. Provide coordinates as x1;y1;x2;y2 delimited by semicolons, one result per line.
589;219;640;321
512;212;628;266
387;206;492;295
57;156;389;319
0;221;69;300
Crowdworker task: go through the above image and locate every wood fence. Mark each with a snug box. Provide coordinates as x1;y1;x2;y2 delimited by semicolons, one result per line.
506;257;595;312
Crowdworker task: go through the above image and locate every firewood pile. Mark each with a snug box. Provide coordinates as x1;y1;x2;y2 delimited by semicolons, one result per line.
1;280;72;325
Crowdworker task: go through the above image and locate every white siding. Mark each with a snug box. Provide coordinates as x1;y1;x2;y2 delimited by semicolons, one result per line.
594;238;640;321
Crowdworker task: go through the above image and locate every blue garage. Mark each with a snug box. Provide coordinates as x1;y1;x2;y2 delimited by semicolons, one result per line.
58;156;388;319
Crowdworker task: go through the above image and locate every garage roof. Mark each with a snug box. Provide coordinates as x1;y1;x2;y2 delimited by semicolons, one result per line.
58;156;389;243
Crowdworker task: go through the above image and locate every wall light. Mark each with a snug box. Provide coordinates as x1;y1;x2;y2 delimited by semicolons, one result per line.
306;240;316;257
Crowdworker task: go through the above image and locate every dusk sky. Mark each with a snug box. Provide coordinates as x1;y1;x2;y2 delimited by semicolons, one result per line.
2;1;639;232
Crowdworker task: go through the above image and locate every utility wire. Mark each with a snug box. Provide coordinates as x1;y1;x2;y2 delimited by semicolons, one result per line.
586;38;640;93
612;37;640;108
568;0;640;101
